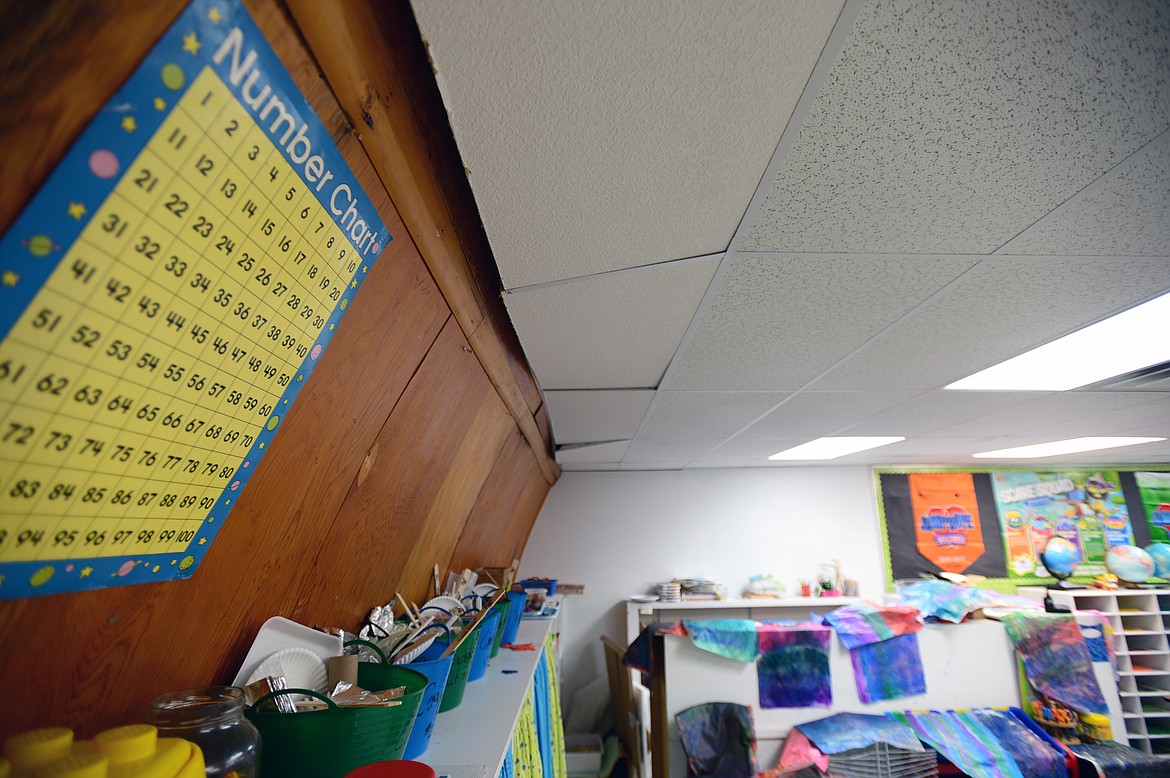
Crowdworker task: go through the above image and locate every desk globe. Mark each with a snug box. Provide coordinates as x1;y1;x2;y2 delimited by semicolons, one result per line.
1040;536;1080;584
1145;543;1170;579
1104;545;1155;584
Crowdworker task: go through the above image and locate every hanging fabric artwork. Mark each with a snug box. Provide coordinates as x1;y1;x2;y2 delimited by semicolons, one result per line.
675;702;759;778
821;604;926;703
820;603;922;649
850;632;927;703
682;619;760;663
1002;612;1108;716
889;710;1025;778
756;623;832;708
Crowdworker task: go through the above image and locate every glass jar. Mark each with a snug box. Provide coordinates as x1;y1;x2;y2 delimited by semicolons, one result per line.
146;686;261;778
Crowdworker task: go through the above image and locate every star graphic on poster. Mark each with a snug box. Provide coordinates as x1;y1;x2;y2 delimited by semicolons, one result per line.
362;265;368;273
259;442;266;449
208;7;223;23
199;537;208;545
121;115;137;132
351;279;358;289
2;270;18;287
182;32;202;55
80;566;93;578
328;322;335;331
67;202;87;220
154;97;166;111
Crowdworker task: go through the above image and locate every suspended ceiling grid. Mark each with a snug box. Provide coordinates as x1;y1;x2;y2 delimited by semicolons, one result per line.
411;0;1170;470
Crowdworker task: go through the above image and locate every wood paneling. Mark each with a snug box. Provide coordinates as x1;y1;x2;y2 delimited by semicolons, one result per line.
0;0;556;735
283;0;559;485
448;431;547;575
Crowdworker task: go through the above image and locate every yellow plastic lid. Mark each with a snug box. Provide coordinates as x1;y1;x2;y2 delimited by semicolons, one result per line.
33;752;107;778
104;740;191;778
4;728;73;770
93;726;156;766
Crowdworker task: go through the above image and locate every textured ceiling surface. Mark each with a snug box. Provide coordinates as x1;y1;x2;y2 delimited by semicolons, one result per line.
412;0;1170;470
412;0;845;288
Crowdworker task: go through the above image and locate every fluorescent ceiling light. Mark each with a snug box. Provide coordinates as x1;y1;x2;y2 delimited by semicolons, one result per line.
768;437;905;461
946;291;1170;391
972;437;1165;459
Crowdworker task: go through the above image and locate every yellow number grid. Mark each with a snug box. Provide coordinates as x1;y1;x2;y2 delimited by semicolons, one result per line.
0;67;362;564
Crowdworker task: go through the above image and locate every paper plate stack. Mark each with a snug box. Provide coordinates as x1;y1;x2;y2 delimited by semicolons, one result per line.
656;581;681;603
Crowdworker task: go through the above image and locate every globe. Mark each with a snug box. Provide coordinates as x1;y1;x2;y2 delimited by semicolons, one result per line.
1146;543;1170;579
1105;545;1156;584
1041;536;1080;580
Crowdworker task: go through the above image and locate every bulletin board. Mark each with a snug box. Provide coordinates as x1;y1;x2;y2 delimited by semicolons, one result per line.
876;467;1170;591
0;0;391;599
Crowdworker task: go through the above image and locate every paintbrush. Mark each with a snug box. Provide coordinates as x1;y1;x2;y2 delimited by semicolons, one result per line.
440;585;508;659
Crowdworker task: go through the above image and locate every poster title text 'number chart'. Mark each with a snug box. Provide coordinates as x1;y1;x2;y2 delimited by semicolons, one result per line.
0;0;391;599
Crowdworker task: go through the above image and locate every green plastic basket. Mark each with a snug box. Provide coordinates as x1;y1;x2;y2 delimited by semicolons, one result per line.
489;598;511;659
247;643;427;778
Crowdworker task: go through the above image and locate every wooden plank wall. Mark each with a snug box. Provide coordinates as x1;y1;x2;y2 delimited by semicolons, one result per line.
0;0;558;732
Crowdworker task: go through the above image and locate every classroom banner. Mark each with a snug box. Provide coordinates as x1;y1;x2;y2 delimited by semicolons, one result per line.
991;470;1132;581
908;472;985;574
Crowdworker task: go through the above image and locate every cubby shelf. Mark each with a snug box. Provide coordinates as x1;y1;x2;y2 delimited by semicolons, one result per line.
1040;588;1170;756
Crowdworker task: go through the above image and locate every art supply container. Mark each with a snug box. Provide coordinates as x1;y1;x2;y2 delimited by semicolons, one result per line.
145;686;260;778
489;597;511;659
400;653;454;759
418;624;478;713
464;608;501;682
500;589;526;645
2;724;204;778
247;642;426;778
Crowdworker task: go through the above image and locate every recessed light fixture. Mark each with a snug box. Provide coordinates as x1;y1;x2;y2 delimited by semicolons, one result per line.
945;291;1170;391
972;437;1166;459
768;436;905;461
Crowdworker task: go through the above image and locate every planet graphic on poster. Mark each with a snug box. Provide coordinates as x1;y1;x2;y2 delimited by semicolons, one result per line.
1104;545;1155;584
1145;543;1170;579
1040;536;1080;581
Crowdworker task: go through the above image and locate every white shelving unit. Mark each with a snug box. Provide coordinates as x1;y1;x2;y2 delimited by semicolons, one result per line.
421;616;558;778
1031;587;1170;754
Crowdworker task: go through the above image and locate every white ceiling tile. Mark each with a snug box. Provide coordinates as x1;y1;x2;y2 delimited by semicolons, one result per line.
814;258;1170;391
1024;394;1170;438
666;255;977;391
693;437;809;466
504;257;719;389
1005;135;1170;257
544;390;654;444
412;0;845;288
623;439;722;464
930;392;1161;438
741;0;1170;254
842;391;1041;437
640;392;788;440
555;440;630;465
738;391;917;439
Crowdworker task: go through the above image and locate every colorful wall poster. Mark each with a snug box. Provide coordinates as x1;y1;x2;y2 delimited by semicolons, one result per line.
991;470;1131;580
908;472;984;574
1136;472;1170;543
0;0;391;599
879;472;1008;581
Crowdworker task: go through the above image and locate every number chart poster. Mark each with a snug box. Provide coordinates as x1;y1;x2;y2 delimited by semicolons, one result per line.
0;0;391;598
991;470;1132;581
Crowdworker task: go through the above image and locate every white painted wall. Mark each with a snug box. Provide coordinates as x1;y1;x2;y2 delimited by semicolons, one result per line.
518;467;885;716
